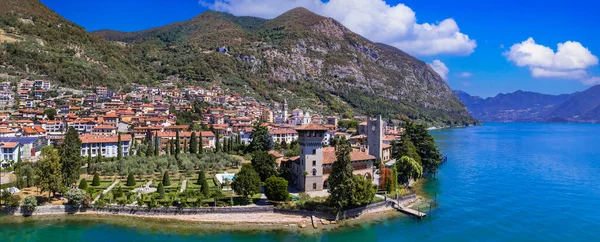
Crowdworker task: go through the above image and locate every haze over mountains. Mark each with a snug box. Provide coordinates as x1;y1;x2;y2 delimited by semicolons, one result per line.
455;85;600;123
0;0;477;126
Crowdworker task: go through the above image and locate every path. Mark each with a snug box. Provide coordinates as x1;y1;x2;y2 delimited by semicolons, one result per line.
92;180;119;204
0;172;15;185
389;198;426;219
180;179;187;193
132;180;153;205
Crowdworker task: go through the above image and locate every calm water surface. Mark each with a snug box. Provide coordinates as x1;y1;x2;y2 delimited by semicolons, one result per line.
2;123;599;241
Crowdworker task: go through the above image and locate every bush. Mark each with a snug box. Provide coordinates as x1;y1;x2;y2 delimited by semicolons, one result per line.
92;173;100;186
196;171;206;185
6;195;21;207
264;176;289;201
66;189;87;206
126;173;136;186
78;179;88;189
22;196;37;212
157;182;165;199
162;171;171;186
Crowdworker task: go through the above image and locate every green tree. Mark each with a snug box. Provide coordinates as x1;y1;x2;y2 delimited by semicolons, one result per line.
96;149;102;164
392;139;421;165
43;108;57;120
231;164;260;203
129;133;136;156
22;196;37;212
247;122;270;152
126;173;136;186
60;127;82;187
92;173;100;186
198;133;204;154
190;132;197;154
17;146;21;163
175;131;181;156
201;179;211;197
87;146;92;174
327;137;354;211
157;182;165;199
78;178;88;189
66;189;87;206
403;122;442;174
386;166;398;193
183;139;188;153
396;156;423;186
214;130;221;152
196;171;206;185
117;133;123;160
264;176;289;201
36;146;63;197
169;139;175;155
154;132;159;156
351;175;375;206
162;171;171;186
251;151;278;182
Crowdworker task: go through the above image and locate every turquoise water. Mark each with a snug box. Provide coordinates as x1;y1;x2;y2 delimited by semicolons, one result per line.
2;123;599;241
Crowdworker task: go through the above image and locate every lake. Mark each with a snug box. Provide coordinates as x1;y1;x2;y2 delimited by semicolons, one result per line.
2;123;599;241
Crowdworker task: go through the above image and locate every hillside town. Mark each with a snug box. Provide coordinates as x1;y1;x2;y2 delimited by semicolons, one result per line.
0;79;406;188
0;78;441;224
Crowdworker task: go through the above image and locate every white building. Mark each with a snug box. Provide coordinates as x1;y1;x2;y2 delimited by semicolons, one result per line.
80;134;131;158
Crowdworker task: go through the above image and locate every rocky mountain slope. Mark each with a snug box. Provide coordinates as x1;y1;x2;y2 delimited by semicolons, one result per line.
456;87;600;123
0;0;477;126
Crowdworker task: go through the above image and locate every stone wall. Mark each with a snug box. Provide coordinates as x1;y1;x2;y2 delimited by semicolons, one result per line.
2;205;275;216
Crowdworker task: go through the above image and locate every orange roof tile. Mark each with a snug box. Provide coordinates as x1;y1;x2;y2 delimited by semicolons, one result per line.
295;124;328;131
322;147;376;165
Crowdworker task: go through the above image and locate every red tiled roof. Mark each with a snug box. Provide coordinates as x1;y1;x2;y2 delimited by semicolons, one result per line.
295;124;328;131
270;128;297;135
80;134;131;144
322;147;376;165
1;142;19;149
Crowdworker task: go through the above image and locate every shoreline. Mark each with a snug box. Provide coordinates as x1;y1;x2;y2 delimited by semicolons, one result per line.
0;195;429;234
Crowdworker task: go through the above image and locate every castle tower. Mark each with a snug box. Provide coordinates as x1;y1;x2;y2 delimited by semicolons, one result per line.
296;124;327;192
367;115;383;161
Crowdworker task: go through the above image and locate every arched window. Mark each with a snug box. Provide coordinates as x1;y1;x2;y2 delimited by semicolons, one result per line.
312;168;317;176
323;180;328;189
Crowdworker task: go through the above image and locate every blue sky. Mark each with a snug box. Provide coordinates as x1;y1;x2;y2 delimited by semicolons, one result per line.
41;0;600;97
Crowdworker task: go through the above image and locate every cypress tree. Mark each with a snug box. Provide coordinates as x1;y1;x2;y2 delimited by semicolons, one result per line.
169;139;175;155
60;127;82;187
117;133;123;160
229;137;234;153
17;146;21;163
197;171;205;185
162;171;171;186
78;178;88;189
199;133;204;154
92;173;100;186
183;139;188;153
201;175;210;197
190;132;197;154
154;132;159;156
126;173;136;186
87;145;92;174
96;150;102;165
215;131;221;152
157;182;165;199
328;136;354;211
175;130;181;156
129;133;135;156
166;142;171;156
146;136;154;157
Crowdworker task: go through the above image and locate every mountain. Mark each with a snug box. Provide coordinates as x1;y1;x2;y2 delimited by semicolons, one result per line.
0;0;147;87
456;86;600;123
0;1;477;126
546;85;600;122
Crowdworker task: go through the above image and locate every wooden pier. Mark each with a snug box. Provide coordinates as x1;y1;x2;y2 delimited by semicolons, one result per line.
396;206;427;219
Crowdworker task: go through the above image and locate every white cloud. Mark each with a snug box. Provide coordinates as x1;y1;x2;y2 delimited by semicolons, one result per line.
505;38;599;85
455;72;472;78
581;77;600;85
201;0;476;56
428;60;448;80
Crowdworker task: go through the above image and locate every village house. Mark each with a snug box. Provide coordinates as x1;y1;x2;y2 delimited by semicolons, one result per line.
79;134;131;158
